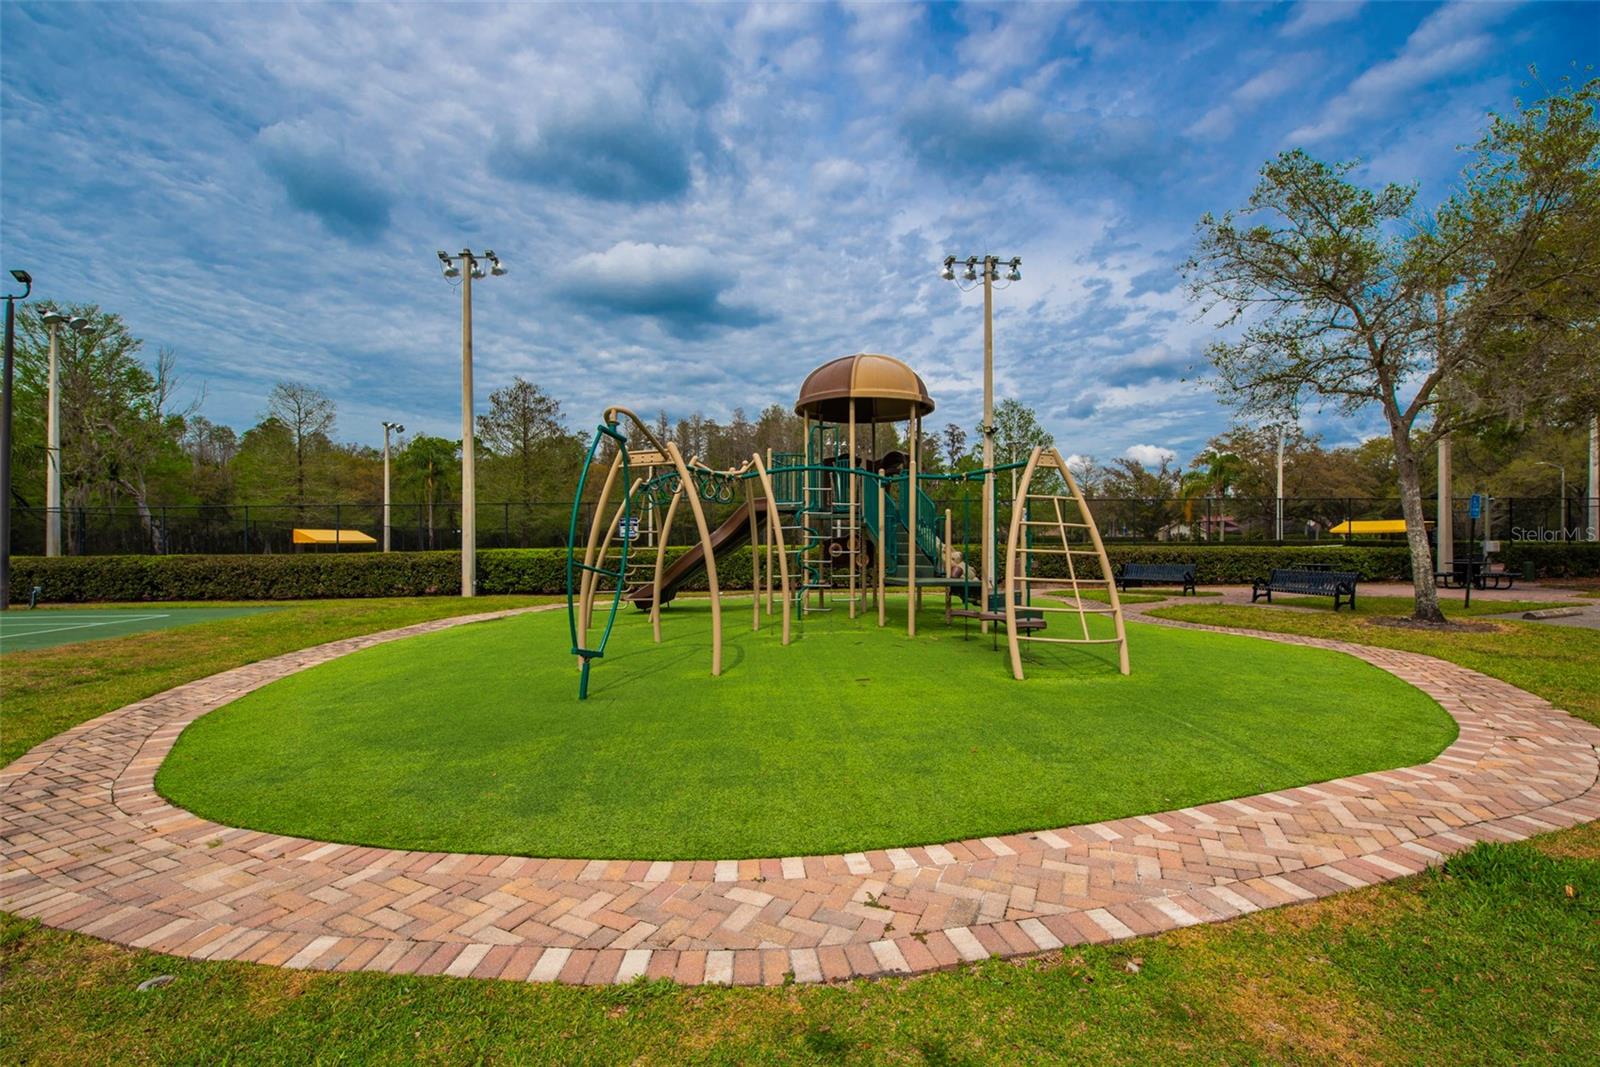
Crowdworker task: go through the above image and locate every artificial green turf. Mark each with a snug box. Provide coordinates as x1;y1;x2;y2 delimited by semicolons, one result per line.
156;599;1456;860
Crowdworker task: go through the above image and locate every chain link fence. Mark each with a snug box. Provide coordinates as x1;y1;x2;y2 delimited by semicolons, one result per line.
6;495;1596;555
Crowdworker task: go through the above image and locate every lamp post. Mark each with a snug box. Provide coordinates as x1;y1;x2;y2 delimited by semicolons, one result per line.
2;268;34;611
381;420;404;552
941;253;1020;623
1275;426;1286;542
40;310;90;557
1535;460;1567;542
436;249;505;597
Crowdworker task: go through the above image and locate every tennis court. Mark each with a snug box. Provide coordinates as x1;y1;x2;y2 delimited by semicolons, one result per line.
0;607;277;654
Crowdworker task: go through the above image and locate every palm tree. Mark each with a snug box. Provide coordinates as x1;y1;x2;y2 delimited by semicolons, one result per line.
1180;451;1244;541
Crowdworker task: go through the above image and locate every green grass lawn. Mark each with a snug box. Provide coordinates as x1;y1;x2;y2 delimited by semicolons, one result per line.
1044;587;1221;605
1269;594;1571;617
2;822;1594;1065
1151;602;1600;728
0;596;558;767
1;593;1595;1062
155;598;1453;859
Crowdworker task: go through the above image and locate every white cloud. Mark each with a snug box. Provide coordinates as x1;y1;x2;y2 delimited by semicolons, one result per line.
1287;1;1519;143
1125;444;1177;466
1281;1;1367;38
1187;56;1311;139
0;0;1554;463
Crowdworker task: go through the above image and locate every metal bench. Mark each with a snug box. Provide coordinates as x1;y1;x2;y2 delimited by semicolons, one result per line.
1251;568;1359;611
1115;562;1196;596
1436;558;1517;591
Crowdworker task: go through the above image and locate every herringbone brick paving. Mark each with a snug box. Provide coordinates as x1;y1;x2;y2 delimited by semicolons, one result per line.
3;603;1597;985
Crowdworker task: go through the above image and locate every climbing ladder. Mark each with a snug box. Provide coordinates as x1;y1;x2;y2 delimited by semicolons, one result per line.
1002;446;1129;679
566;423;636;700
566;409;726;699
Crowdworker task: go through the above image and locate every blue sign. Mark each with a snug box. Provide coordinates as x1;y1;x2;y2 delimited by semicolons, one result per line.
1469;494;1482;519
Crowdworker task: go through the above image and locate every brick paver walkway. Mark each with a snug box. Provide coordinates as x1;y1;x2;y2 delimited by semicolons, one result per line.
3;605;1597;986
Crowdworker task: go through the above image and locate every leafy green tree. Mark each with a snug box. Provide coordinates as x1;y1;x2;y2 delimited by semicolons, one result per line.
264;381;336;509
179;416;239;508
941;423;969;467
1099;457;1182;540
10;304;188;551
1179;450;1244;541
1185;77;1600;621
476;378;572;499
396;435;459;549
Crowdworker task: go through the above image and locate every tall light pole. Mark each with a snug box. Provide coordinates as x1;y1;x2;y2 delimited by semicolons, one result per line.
436;249;505;597
1275;425;1286;542
40;310;90;557
941;253;1020;619
1536;460;1567;542
2;268;33;611
381;420;405;552
1590;415;1599;543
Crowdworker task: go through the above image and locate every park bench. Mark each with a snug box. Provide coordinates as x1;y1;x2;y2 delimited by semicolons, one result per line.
1436;558;1517;591
1115;562;1197;596
1251;568;1359;611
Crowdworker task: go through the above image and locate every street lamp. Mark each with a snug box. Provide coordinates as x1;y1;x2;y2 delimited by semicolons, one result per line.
382;420;405;553
1535;460;1567;542
39;310;91;557
940;253;1020;626
436;248;506;597
2;268;33;612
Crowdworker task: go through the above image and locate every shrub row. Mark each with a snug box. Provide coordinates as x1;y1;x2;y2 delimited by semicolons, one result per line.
11;541;1600;603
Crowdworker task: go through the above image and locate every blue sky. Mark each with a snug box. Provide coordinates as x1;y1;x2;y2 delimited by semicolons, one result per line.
2;1;1591;467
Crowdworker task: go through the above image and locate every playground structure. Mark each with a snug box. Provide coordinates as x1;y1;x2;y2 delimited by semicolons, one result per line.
566;354;1128;698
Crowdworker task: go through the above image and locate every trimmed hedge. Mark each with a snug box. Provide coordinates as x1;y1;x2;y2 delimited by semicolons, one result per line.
10;548;749;604
11;541;1600;603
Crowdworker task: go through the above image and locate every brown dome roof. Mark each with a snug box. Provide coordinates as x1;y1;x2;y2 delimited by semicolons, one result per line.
793;353;935;423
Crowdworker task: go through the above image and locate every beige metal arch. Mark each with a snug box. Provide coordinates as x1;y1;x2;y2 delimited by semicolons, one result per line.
649;486;683;644
1003;446;1130;679
576;407;725;678
751;451;793;646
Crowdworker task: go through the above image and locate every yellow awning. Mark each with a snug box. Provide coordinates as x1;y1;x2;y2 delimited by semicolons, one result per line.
1328;519;1422;535
292;528;378;545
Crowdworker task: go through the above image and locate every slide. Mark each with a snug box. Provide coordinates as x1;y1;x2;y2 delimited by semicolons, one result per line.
628;497;772;610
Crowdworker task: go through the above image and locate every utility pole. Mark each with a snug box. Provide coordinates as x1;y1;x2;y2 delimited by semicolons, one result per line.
1437;436;1454;569
39;310;89;557
1;268;33;611
1275;426;1285;542
1589;414;1598;543
382;420;405;552
1536;461;1567;542
436;249;505;597
941;253;1019;623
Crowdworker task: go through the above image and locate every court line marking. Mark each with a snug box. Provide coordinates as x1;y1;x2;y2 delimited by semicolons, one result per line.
0;614;172;641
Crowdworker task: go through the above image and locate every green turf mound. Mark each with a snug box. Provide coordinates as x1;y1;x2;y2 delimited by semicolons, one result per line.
155;600;1456;859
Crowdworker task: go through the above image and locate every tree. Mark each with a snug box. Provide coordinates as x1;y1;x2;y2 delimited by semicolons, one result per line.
1184;77;1600;621
264;381;336;509
1179;450;1243;541
941;423;968;467
1100;457;1182;540
986;398;1057;494
12;304;189;551
752;403;803;458
476;377;570;502
180;416;238;507
397;436;459;549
